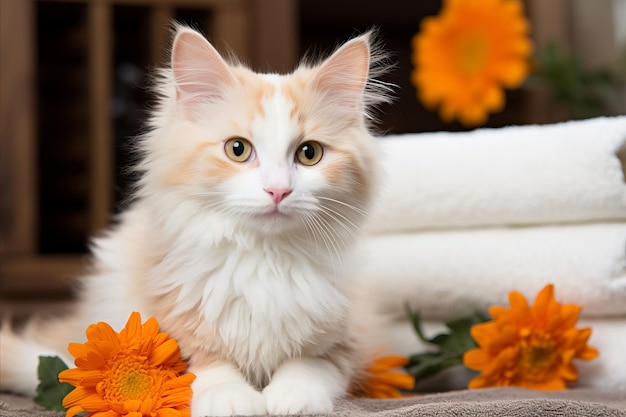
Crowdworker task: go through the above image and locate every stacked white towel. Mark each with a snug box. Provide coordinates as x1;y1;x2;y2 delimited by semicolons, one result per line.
366;116;626;233
358;116;626;389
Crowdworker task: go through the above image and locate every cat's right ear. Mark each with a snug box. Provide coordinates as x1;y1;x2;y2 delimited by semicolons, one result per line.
171;28;235;118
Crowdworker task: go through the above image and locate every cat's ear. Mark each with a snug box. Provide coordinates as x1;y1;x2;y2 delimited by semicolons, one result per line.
312;34;371;110
171;27;235;118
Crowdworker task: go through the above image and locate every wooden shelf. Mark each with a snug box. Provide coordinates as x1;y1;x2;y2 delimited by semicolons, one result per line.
0;255;85;296
0;0;297;301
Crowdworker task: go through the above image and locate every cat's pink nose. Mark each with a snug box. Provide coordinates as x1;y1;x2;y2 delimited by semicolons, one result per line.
265;187;292;205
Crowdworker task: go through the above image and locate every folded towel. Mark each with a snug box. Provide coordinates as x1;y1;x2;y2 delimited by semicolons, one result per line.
383;317;626;390
357;223;626;320
367;116;626;234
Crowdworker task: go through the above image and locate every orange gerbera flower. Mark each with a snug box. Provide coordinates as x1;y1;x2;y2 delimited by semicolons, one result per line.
350;355;415;399
59;312;195;417
463;284;598;390
411;0;532;126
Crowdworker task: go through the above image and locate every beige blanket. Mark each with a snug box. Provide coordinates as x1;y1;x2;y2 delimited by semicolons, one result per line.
2;388;624;416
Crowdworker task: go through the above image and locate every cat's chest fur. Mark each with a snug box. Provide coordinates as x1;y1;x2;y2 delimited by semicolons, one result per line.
100;204;350;387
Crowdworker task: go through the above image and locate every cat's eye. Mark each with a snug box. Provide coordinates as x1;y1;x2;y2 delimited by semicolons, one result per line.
224;137;254;162
296;141;323;166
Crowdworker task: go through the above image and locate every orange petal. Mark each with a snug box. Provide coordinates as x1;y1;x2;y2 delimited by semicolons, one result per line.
67;343;90;361
470;321;501;347
368;356;409;371
559;363;578;381
124;399;141;413
463;348;492;370
508;291;531;322
62;387;93;407
119;312;143;342
468;374;491;389
556;304;582;330
63;389;108;411
156;408;184;417
150;339;181;367
164;373;196;390
160;388;193;407
364;380;403;398
86;321;120;349
65;405;86;417
531;284;555;318
483;86;505;112
369;371;415;389
526;377;566;391
141;317;160;341
577;345;599;360
58;368;103;387
488;306;509;320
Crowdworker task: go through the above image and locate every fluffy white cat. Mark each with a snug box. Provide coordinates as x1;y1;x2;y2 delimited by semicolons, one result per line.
0;26;392;416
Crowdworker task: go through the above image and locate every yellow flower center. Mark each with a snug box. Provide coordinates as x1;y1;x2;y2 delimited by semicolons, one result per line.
103;355;159;405
456;32;489;75
519;330;557;380
524;345;553;368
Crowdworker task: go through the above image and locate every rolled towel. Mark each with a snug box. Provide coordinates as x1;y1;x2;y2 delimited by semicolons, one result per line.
383;318;626;390
356;223;626;320
367;116;626;234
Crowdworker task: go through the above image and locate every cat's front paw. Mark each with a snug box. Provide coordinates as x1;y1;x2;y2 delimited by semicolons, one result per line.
192;382;265;417
263;379;334;415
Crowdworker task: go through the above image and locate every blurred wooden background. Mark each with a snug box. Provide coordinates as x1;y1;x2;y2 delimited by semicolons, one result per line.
1;0;624;316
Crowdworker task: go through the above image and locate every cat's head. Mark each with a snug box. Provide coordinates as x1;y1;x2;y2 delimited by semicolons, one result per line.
141;26;391;239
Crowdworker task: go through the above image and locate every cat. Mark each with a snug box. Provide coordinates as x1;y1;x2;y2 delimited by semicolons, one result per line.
0;25;392;416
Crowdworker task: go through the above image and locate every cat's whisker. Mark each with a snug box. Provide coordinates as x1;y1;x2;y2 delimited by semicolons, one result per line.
318;204;360;241
303;212;332;253
317;196;369;217
307;211;348;277
303;212;339;266
299;214;322;254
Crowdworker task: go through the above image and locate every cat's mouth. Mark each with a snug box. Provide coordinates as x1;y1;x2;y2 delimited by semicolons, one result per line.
254;203;305;228
260;206;291;219
246;205;300;234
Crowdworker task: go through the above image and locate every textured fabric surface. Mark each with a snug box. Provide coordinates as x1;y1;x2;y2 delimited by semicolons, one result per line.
3;388;625;417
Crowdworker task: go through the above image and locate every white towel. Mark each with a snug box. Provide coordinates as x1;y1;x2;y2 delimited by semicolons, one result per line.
356;223;626;320
382;318;626;390
367;116;626;234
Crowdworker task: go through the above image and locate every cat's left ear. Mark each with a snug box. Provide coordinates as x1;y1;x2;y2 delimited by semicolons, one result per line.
171;27;236;118
312;34;371;110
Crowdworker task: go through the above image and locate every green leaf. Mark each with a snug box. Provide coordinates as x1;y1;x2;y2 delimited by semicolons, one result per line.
407;351;464;380
405;305;429;344
532;41;623;119
438;313;487;354
404;305;488;385
34;356;74;411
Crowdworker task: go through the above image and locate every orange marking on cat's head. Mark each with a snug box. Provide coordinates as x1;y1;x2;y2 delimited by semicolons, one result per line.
280;74;314;138
161;141;214;187
254;80;276;117
232;67;277;122
162;138;253;188
321;147;373;202
204;149;247;183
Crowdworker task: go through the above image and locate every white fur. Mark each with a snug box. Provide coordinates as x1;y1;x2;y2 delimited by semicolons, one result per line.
0;27;390;416
190;363;266;416
0;323;72;396
263;357;346;414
